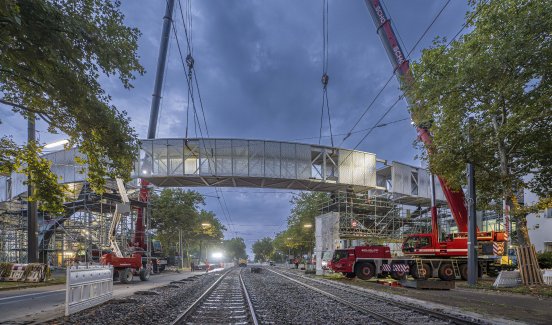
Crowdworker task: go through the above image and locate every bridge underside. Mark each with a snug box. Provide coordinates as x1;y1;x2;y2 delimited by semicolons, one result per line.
143;175;358;192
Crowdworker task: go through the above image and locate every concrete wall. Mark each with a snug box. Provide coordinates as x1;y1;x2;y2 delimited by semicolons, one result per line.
314;212;340;275
525;187;552;252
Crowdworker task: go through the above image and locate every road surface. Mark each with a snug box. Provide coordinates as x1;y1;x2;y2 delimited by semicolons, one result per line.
0;270;207;324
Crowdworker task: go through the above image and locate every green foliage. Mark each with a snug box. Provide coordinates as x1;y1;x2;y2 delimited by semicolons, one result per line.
223;237;247;260
405;0;552;243
272;192;328;256
537;252;552;269
0;0;143;211
252;237;274;262
16;142;67;212
150;189;226;256
0;262;13;278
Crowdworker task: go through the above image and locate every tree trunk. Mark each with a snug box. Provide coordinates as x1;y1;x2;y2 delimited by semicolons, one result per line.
492;113;531;247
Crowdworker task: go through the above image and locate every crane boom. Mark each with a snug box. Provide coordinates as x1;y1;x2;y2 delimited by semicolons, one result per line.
364;0;469;232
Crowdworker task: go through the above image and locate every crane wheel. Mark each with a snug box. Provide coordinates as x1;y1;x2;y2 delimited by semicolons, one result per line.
120;268;133;284
139;268;150;281
390;263;407;280
460;264;468;280
355;262;376;280
343;272;356;278
438;263;455;281
412;263;431;280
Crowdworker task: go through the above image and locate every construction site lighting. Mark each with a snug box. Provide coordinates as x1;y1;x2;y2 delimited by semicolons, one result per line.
212;252;223;259
303;224;313;228
201;223;211;227
44;139;69;149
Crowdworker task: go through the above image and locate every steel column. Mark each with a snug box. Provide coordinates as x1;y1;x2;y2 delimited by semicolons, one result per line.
147;0;176;139
467;117;477;285
27;114;38;263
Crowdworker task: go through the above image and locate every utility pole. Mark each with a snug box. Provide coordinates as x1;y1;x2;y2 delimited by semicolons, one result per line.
27;114;38;263
467;117;478;286
179;229;183;269
147;0;175;140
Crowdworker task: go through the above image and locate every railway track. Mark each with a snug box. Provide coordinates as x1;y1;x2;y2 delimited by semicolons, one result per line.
268;268;484;325
171;268;258;325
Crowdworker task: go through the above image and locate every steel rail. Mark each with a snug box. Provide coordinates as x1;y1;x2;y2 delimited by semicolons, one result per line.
239;269;259;325
273;268;480;325
170;269;232;325
266;268;401;325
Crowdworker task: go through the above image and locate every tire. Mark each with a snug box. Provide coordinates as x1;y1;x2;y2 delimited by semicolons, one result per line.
355;262;376;280
159;265;165;272
152;260;159;274
139;268;150;281
412;263;431;280
390;263;407;280
438;263;455;281
460;263;468;280
343;272;356;278
120;268;133;284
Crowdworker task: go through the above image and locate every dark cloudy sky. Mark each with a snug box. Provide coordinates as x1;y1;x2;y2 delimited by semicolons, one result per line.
1;0;471;257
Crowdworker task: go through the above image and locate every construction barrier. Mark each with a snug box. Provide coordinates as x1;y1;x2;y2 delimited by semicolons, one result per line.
516;245;544;285
65;265;113;316
493;270;521;288
1;263;48;282
543;269;552;286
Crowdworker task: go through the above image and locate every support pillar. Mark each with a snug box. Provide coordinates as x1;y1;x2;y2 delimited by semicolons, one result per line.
27;114;38;263
467;117;477;285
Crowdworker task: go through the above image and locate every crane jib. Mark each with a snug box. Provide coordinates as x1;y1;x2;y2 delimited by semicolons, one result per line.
364;0;469;233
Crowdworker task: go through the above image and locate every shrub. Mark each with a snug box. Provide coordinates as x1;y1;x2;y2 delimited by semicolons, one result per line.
537;252;552;269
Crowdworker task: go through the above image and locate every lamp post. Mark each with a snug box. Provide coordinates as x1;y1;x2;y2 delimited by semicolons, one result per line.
303;224;313;268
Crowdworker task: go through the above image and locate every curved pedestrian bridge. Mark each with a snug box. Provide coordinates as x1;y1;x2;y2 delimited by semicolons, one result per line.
137;138;377;192
1;138;446;205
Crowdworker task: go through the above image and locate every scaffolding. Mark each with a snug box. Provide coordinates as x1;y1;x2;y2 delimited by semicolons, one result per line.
319;190;453;243
0;180;145;267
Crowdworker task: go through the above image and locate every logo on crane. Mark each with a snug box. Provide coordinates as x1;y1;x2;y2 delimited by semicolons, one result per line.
374;4;386;25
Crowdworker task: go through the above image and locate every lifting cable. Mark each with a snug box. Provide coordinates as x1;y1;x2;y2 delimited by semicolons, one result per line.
319;0;334;147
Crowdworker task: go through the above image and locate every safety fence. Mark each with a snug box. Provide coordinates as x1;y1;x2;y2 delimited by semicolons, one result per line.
65;265;113;316
0;263;49;282
544;269;552;286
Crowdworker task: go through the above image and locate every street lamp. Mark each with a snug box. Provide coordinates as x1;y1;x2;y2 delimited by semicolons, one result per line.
201;223;211;227
303;224;313;228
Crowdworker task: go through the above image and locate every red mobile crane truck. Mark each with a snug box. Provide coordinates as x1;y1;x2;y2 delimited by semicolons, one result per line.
329;0;507;281
100;179;154;283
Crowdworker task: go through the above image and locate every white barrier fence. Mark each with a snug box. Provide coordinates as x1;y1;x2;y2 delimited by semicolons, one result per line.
493;271;522;288
544;269;552;286
65;265;113;316
493;269;552;287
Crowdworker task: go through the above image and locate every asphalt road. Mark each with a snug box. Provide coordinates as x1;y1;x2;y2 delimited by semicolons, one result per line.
0;270;207;324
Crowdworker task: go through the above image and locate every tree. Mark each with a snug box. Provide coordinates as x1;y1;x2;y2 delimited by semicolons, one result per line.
223;237;247;261
406;0;552;245
252;237;273;262
150;189;205;255
286;192;328;252
0;0;144;211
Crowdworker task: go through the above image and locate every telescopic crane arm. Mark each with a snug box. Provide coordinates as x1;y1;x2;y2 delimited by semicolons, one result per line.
364;0;469;232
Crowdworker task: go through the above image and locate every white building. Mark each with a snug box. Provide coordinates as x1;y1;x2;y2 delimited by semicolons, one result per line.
525;188;552;253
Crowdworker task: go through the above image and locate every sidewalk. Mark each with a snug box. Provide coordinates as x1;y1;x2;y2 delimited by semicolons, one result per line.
0;270;199;324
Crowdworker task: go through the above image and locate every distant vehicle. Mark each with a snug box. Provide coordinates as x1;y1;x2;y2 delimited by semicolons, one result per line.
194;262;210;271
238;258;247;267
269;261;275;266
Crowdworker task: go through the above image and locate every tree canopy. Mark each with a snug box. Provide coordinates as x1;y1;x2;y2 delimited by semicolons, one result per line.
406;0;552;244
272;192;327;257
150;188;226;256
222;237;247;261
252;237;274;262
0;0;144;211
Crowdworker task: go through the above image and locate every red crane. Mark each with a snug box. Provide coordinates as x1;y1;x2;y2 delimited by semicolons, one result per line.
364;0;469;233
